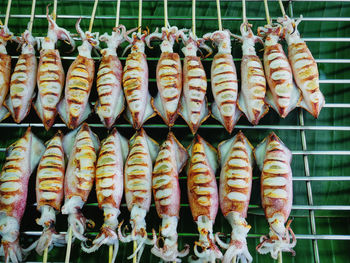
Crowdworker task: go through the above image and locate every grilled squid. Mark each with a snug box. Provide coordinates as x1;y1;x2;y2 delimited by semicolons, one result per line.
33;131;66;255
187;135;222;262
5;29;38;123
118;129;159;263
122;29;155;129
61;123;100;241
177;30;212;134
151;132;189;261
0;25;13;122
34;7;75;130
254;132;296;259
232;23;268;125
146;26;182;127
0;128;45;263
81;128;128;263
95;26;126;128
258;25;300;118
215;131;253;263
278;15;325;118
203;30;240;133
58;19;99;129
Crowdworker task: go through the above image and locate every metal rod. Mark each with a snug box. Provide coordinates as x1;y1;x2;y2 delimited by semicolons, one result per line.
115;0;121;27
164;0;168;27
4;0;12;27
89;0;99;32
192;0;196;36
53;0;57;22
28;0;36;33
263;0;271;25
216;0;222;30
138;0;142;33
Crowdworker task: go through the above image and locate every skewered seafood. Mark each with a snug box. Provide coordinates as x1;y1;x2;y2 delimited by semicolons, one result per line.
151;132;189;261
278;15;325;118
58;18;99;129
123;29;155;129
0;25;13;122
232;22;268;125
33;131;66;255
177;30;212;134
255;132;296;259
187;135;222;262
61;123;100;241
146;26;182;127
81;128;128;263
95;26;126;128
118;128;159;263
258;24;300;118
0;127;45;263
5;29;38;123
34;6;75;130
203;30;240;133
215;131;253;263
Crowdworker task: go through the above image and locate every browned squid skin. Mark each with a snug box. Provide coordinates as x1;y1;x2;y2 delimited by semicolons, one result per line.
36;49;65;130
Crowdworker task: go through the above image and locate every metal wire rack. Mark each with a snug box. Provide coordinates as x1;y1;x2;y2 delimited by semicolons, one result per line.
0;0;349;262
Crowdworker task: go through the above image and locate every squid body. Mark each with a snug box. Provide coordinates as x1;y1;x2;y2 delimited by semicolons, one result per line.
118;128;159;263
187;135;222;262
147;26;182;127
278;15;325;118
215;131;253;263
81;128;128;263
151;132;189;262
0;25;13;122
123;30;155;129
0;128;45;263
258;25;300;118
58;19;99;129
95;26;126;128
34;131;66;255
34;7;75;130
178;30;211;134
61;123;100;241
234;23;268;125
5;30;38;123
254;132;296;259
204;30;240;133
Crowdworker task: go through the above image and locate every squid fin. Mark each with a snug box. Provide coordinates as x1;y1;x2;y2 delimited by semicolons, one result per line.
117;130;129;163
169;132;188;172
211;101;241;133
0;105;10;122
238;95;269;125
62;126;80;157
142;93;156;125
152;93;167;123
253;135;268;171
144;130;159;162
30;133;46;173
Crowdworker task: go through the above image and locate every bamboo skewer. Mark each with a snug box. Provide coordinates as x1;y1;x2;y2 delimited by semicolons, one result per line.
192;0;196;36
65;226;73;263
242;0;247;24
278;250;283;263
89;0;99;32
263;0;271;25
28;0;36;33
138;0;142;33
4;0;12;27
108;244;113;263
53;0;57;22
42;247;48;263
115;0;121;27
278;0;287;17
164;0;168;27
216;0;222;31
133;240;137;263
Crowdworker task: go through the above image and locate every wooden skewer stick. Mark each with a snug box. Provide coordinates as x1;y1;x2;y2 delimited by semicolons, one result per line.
278;250;283;263
53;0;57;22
242;0;247;24
42;247;48;263
164;0;168;28
232;255;237;263
192;0;196;36
278;0;286;17
115;0;121;27
28;0;36;33
4;0;12;27
65;226;73;263
89;0;99;32
133;240;137;263
216;0;222;31
263;0;271;25
138;0;142;33
108;244;113;263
